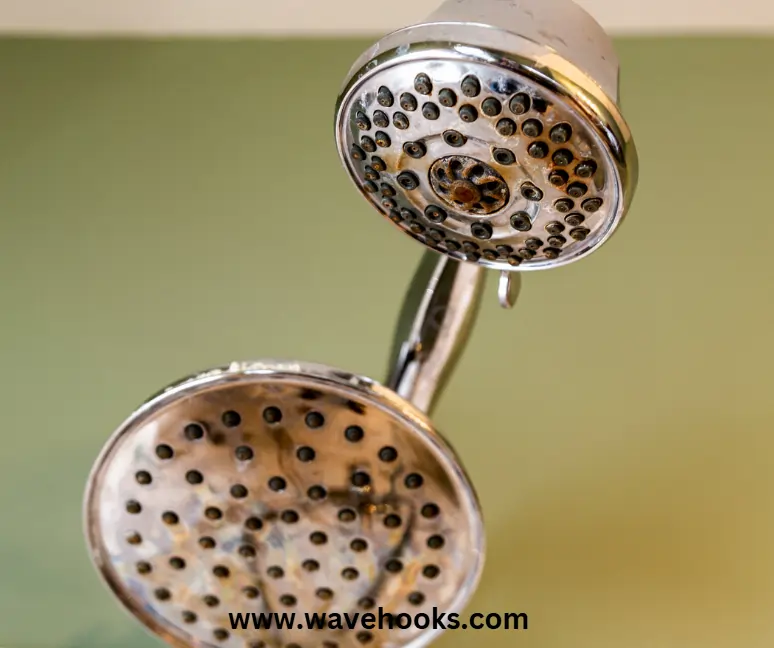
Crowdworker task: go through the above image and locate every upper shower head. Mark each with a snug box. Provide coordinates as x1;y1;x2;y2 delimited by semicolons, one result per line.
335;0;638;272
84;360;484;648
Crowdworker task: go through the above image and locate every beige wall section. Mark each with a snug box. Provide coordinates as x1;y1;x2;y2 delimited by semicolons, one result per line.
2;0;774;34
1;37;774;648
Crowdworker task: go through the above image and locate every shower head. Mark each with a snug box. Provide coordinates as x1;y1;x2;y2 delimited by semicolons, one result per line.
84;254;491;648
335;0;638;274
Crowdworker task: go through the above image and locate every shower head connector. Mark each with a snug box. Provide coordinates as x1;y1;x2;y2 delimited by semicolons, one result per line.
336;0;638;273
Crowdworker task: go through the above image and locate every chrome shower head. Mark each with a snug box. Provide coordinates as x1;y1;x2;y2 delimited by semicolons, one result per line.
84;254;492;648
335;0;638;274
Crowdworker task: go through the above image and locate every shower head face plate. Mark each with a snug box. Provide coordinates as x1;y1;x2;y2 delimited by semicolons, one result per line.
336;47;636;271
84;361;484;648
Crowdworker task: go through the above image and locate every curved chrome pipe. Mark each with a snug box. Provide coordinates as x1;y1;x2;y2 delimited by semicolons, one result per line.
387;251;490;414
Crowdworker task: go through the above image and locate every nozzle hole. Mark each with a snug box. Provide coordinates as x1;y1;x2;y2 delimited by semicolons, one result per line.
221;410;241;428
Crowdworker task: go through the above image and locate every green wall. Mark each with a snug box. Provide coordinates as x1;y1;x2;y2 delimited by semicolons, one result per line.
1;37;773;647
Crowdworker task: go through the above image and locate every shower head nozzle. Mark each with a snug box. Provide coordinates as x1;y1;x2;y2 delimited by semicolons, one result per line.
335;0;638;273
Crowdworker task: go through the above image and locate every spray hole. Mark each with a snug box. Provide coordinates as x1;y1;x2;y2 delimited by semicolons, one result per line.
296;446;316;462
268;477;287;492
422;564;441;579
136;561;152;574
125;500;141;514
162;511;179;525
305;412;324;429
280;595;297;607
553;149;574;167
345;426;364;442
229;484;247;499
342;567;359;581
155;444;173;460
243;586;260;599
245;517;263;531
421;504;440;518
352;471;371;487
386;559;403;573
204;507;222;520
203;595;220;607
239;545;256;558
509;93;530;115
184;423;204;440
235;445;254;461
422;102;440;120
461;75;481;97
567;182;588;198
263;406;282;423
221;411;241;427
405;473;424;489
400;92;417;111
339;508;357;522
213;565;230;579
308;485;327;500
268;566;284;579
582;197;603;212
438;88;457;107
377;86;394;107
169;556;186;570
351;538;368;552
282;510;300;524
359;597;376;610
316;587;334;600
186;470;203;484
303;559;320;572
310;531;328;545
427;535;445;549
384;514;402;529
135;470;152;485
378;446;398;462
154;587;171;601
408;592;426;606
199;536;216;549
373;111;389;128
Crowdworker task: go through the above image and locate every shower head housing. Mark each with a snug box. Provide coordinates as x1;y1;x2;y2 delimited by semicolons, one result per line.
336;0;638;272
84;360;484;648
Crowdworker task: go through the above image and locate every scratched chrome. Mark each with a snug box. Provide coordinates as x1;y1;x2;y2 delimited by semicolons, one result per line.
335;0;638;272
84;360;484;648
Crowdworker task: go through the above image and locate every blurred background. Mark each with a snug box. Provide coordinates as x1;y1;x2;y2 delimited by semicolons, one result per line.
1;1;773;647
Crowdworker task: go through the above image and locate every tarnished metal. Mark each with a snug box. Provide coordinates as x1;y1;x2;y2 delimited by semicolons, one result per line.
84;253;495;648
335;0;639;274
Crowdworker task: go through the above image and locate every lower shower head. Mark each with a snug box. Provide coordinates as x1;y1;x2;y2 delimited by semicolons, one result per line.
84;256;488;648
336;0;638;272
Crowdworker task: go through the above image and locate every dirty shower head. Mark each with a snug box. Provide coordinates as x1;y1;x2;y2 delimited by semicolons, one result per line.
336;0;639;271
84;255;488;648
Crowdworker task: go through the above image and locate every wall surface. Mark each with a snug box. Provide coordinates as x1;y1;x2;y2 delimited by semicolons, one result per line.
3;0;774;35
1;37;774;648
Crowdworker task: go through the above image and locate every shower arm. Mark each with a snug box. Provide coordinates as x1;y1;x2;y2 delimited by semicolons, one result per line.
386;251;522;415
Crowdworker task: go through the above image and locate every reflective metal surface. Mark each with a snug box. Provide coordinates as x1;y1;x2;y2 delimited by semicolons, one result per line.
335;0;638;273
387;253;485;414
84;254;492;648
